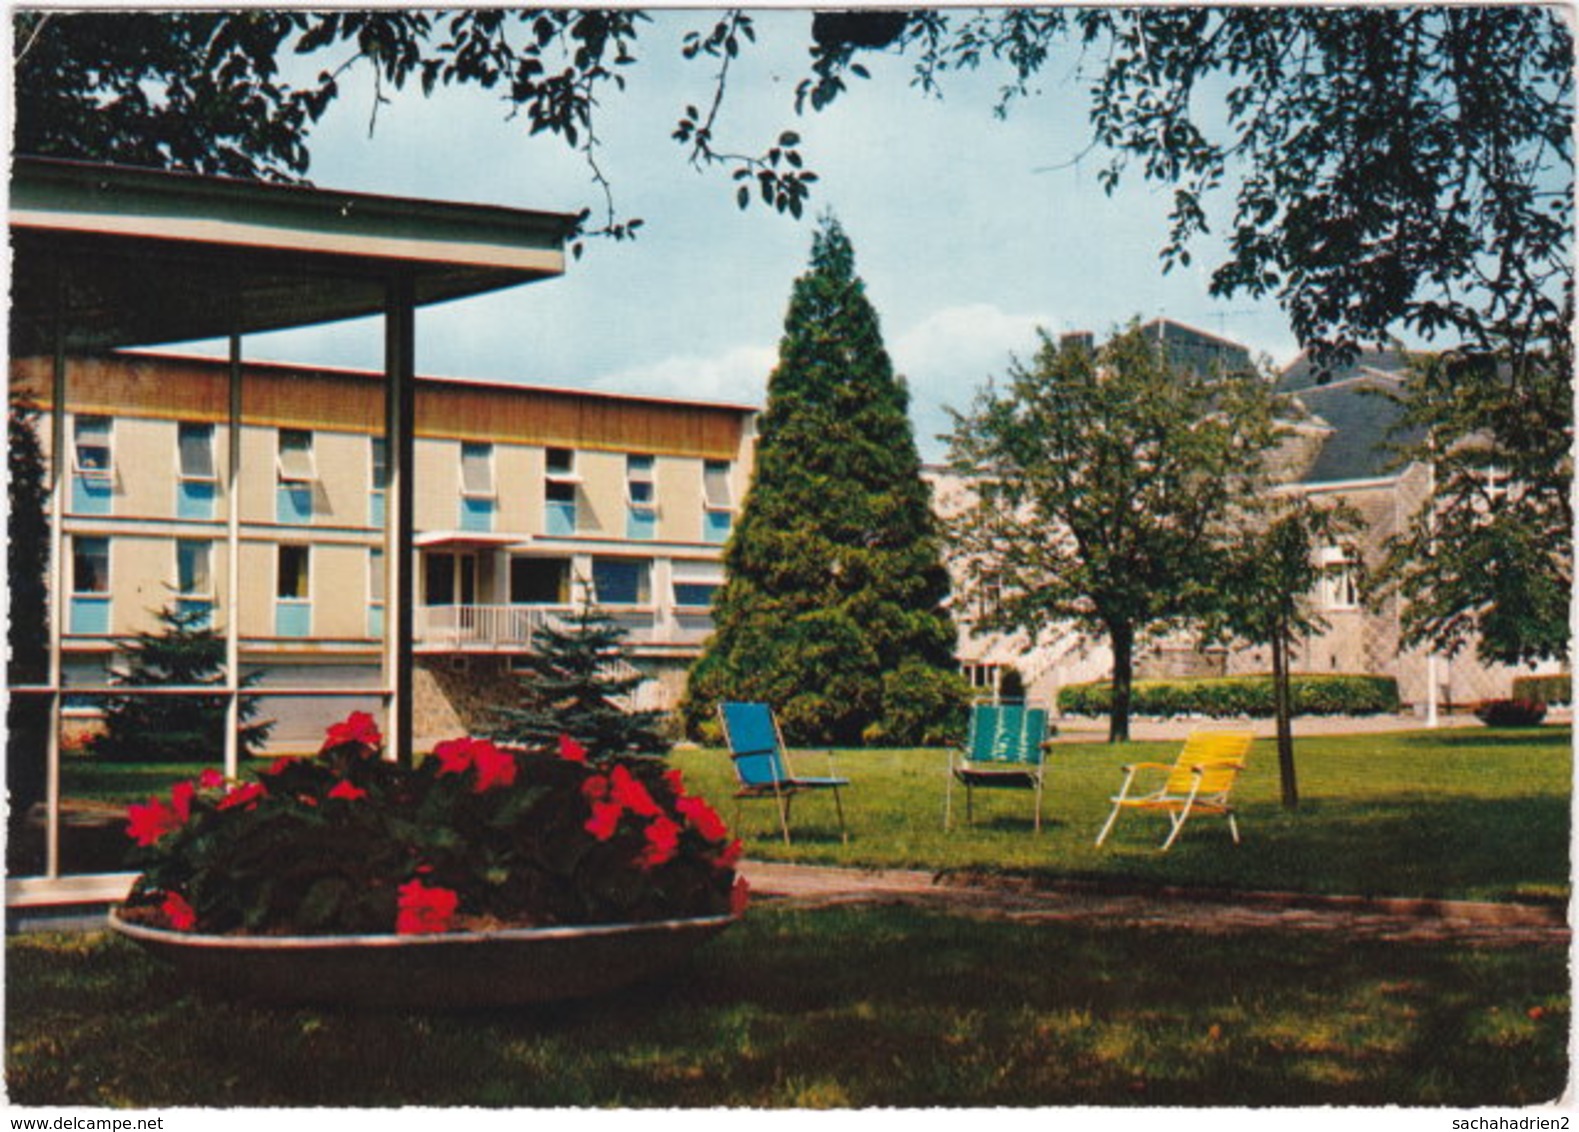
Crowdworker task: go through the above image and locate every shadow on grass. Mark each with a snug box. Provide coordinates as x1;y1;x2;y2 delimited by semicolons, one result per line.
7;904;1567;1108
1055;791;1571;902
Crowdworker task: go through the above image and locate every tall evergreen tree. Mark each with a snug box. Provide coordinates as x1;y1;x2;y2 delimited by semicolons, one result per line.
8;396;50;812
683;215;967;747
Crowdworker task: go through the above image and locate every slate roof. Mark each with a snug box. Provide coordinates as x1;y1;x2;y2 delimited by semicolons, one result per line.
1287;370;1426;484
1276;342;1414;393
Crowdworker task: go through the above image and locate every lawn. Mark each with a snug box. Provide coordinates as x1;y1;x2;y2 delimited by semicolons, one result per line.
7;725;1571;1108
6;903;1567;1107
41;726;1573;901
670;726;1573;903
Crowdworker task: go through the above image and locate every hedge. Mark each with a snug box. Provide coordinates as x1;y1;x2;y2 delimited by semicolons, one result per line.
1058;674;1401;719
1474;699;1548;727
1510;674;1572;706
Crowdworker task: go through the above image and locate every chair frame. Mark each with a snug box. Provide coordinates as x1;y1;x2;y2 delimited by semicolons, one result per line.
945;702;1053;832
718;702;848;845
1094;731;1254;851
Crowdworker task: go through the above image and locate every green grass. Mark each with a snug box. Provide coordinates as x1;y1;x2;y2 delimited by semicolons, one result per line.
672;727;1573;903
52;728;1572;902
7;904;1567;1107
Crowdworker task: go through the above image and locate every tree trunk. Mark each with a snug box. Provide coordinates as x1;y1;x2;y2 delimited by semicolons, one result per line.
1272;625;1299;810
1108;621;1134;744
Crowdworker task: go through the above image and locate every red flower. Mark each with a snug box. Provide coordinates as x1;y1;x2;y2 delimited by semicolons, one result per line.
263;756;296;776
664;768;687;798
216;781;266;811
396;879;458;934
585;799;623;841
730;876;751;916
322;711;382;754
677;794;729;842
713;837;743;871
469;741;517;793
637;816;682;870
610;765;661;818
432;736;478;777
170;780;196;823
581;774;610;803
125;798;182;846
197;768;227;790
328;779;368;802
557;734;588;763
160;891;197;931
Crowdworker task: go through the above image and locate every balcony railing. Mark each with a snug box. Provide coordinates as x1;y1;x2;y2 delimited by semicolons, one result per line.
414;604;713;651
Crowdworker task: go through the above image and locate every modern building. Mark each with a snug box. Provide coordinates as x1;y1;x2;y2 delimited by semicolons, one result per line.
8;156;581;903
9;350;756;750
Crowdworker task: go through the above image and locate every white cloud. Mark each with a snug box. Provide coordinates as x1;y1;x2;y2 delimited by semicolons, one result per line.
889;303;1056;460
588;343;776;406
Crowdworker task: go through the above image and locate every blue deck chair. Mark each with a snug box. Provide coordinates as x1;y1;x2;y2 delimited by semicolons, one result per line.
718;702;849;845
945;703;1053;831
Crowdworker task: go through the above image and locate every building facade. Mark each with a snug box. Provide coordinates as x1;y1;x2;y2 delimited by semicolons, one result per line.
935;326;1550;713
11;351;755;750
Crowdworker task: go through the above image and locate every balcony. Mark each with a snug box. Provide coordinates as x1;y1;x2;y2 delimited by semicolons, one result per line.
413;604;714;653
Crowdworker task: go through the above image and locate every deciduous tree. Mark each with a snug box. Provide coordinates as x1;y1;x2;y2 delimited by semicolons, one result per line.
946;322;1278;743
1210;495;1361;808
1379;330;1573;669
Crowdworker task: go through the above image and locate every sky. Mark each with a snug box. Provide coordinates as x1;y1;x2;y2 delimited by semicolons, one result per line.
191;8;1308;461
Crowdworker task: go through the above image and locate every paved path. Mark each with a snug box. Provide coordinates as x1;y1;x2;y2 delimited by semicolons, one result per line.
738;861;1572;947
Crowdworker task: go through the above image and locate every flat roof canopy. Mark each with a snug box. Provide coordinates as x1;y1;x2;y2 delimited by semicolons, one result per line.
10;157;576;354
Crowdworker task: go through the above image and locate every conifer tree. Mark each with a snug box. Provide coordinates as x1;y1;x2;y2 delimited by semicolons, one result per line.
8;396;50;810
490;597;670;759
683;215;967;747
93;604;272;763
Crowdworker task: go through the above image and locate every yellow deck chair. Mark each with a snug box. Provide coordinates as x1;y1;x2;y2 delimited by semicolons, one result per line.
1094;731;1254;851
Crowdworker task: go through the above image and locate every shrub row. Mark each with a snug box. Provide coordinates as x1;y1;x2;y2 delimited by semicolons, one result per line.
1474;699;1549;727
1058;674;1401;719
1510;674;1572;706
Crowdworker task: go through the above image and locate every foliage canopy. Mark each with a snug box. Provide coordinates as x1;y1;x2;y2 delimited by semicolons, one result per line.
946;321;1280;742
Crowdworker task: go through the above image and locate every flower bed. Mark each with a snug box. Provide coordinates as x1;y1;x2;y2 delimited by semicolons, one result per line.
118;714;747;938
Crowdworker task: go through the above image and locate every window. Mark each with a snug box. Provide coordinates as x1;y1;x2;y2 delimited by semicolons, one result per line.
460;442;495;532
702;460;732;508
176;540;214;628
424;552;477;607
626;454;657;540
70;535;111;635
73;416;113;476
1316;546;1359;611
671;562;723;609
702;460;733;543
276;429;315;523
510;557;571;605
177;422;217;519
277;429;315;481
368;548;385;638
276;545;311;637
546;447;576;477
544;448;579;536
71;415;113;514
369;437;388;528
461;442;494;497
73;536;110;594
592;558;651;606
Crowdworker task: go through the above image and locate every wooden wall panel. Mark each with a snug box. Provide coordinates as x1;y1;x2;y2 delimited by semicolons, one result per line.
11;354;751;458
